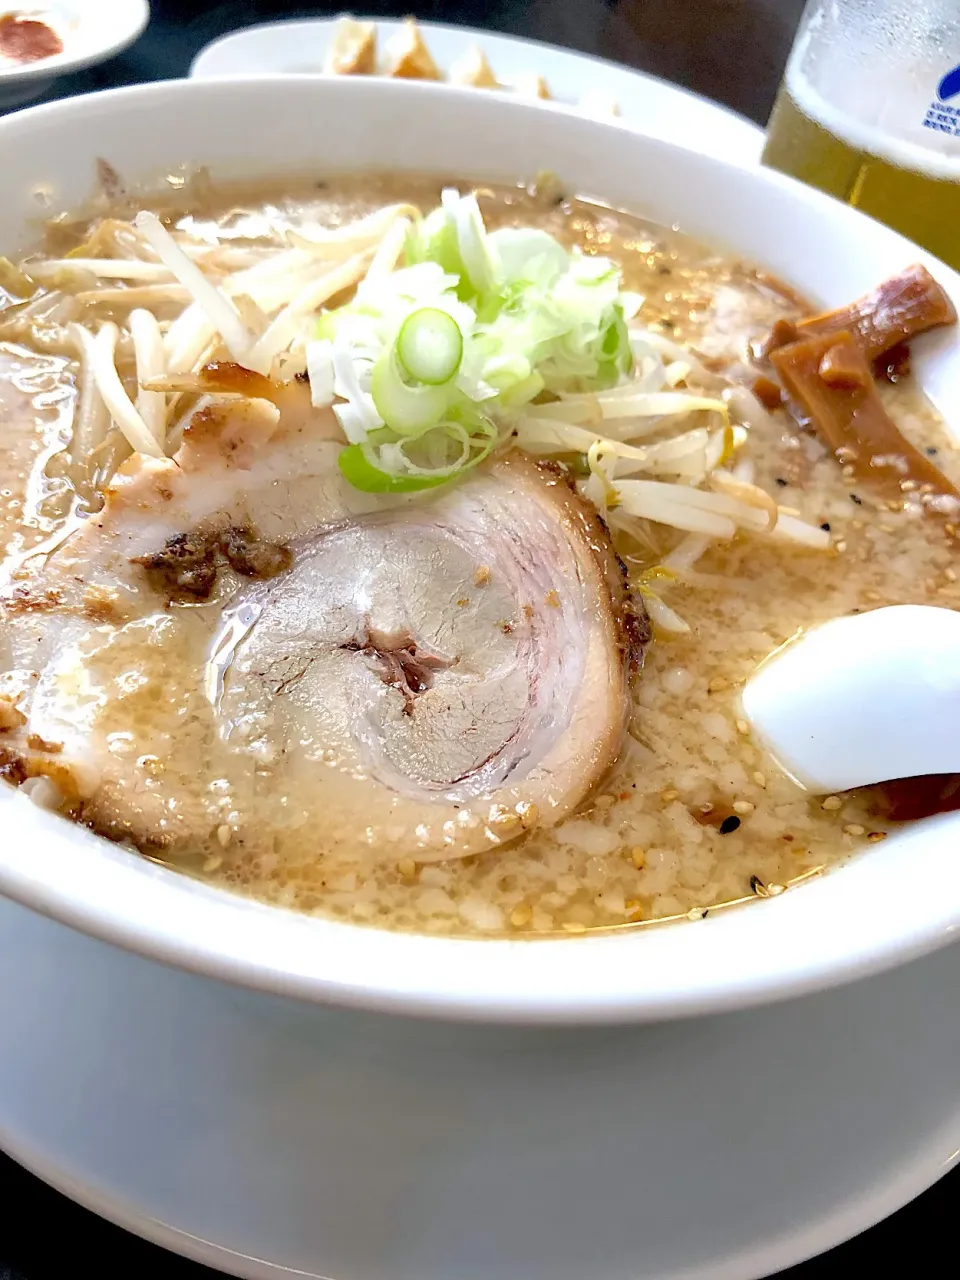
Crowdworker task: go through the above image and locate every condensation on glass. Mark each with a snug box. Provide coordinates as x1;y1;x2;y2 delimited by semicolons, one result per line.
763;0;960;268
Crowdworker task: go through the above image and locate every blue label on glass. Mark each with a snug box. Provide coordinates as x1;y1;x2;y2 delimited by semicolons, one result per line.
923;63;960;135
938;63;960;101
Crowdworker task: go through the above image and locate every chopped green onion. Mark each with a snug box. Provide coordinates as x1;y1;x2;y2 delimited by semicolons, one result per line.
338;443;453;493
443;189;495;298
488;227;568;289
371;348;450;435
496;370;545;408
338;415;498;493
405;206;461;277
321;187;645;493
593;304;633;388
396;308;463;385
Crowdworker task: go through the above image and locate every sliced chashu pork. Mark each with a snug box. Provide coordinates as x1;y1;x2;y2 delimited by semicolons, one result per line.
0;386;646;865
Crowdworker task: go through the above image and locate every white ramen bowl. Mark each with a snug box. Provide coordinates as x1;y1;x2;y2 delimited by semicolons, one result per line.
0;75;959;1025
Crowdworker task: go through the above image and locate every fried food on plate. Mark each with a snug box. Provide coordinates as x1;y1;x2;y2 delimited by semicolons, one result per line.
324;15;376;75
383;16;441;80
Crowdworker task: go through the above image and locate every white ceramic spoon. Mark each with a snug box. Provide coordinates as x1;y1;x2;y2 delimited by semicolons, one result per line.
741;604;960;795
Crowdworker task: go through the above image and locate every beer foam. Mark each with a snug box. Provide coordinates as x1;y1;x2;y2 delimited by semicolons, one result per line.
787;61;960;183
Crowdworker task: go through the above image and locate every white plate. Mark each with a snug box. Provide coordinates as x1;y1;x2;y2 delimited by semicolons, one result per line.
0;1;150;107
189;17;765;167
2;892;959;1280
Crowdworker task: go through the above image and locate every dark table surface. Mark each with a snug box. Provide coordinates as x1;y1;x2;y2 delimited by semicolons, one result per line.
0;1;955;1276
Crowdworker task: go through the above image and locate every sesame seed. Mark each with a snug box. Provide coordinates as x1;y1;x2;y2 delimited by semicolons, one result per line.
489;804;521;829
661;788;680;803
821;796;842;811
517;801;539;829
397;859;418;879
844;823;865;836
868;831;887;843
767;883;785;896
736;718;750;735
510;905;532;928
562;921;587;934
708;676;729;692
630;846;646;869
203;854;223;874
719;815;741;834
733;800;755;816
216;824;232;848
752;771;767;788
947;568;957;583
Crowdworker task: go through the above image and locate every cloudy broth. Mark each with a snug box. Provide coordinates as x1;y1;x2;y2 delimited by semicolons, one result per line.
0;173;957;937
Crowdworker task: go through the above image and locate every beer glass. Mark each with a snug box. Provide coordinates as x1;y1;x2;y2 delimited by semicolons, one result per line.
762;0;960;269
